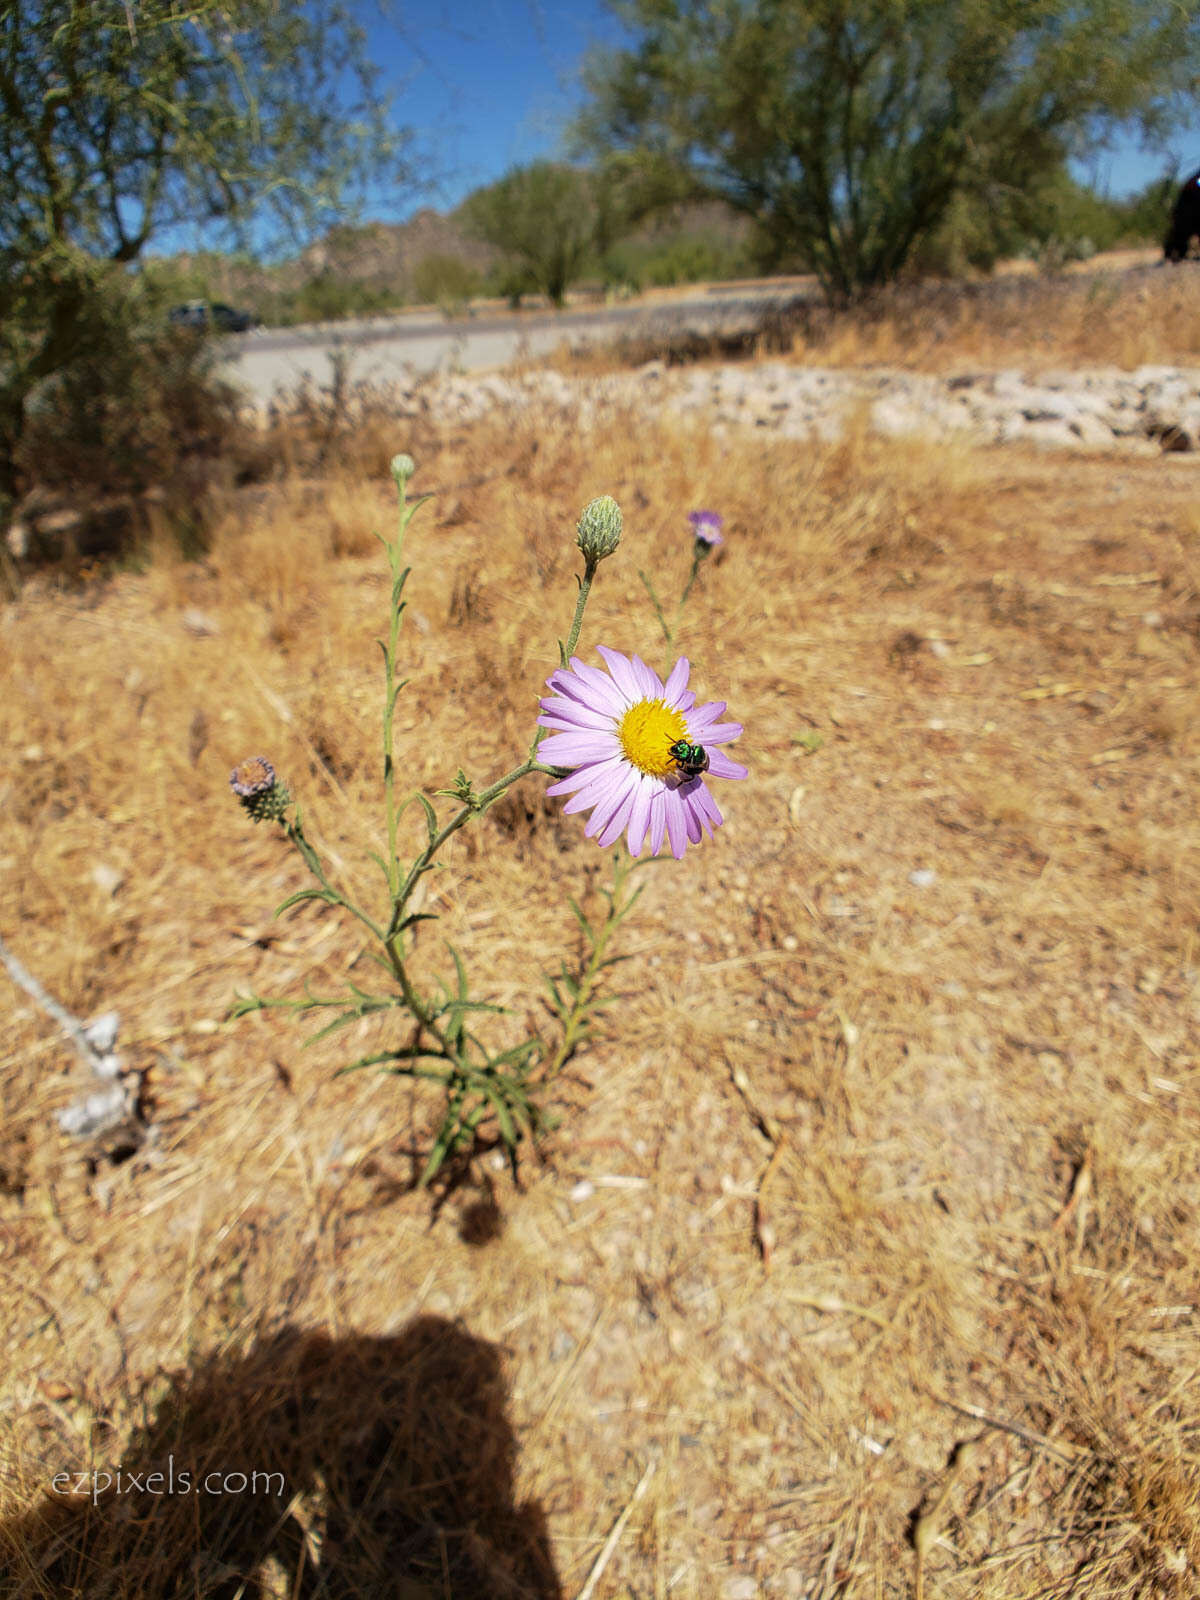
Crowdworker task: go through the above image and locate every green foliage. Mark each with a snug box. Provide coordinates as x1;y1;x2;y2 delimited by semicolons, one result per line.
460;162;606;307
409;253;482;313
911;169;1119;277
0;0;409;515
485;262;541;310
602;227;753;291
265;275;402;326
1120;171;1185;246
576;0;1200;299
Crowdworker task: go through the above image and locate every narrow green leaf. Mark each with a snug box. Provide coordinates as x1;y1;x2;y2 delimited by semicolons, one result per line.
274;886;338;916
453;943;470;1001
481;1081;518;1151
567;895;598;948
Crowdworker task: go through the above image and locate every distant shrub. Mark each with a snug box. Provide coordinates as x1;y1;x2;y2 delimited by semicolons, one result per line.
1031;234;1097;274
484;264;540;309
601;230;754;292
15;276;259;562
913;171;1142;279
1116;174;1181;246
261;276;402;327
409;254;481;313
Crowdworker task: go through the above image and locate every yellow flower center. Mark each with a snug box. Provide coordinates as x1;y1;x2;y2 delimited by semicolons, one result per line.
617;698;687;777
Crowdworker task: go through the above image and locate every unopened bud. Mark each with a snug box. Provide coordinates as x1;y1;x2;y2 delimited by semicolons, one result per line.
390;454;416;491
575;495;622;564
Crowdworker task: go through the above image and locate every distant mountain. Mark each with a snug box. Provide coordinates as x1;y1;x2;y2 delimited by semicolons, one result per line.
299;209;502;291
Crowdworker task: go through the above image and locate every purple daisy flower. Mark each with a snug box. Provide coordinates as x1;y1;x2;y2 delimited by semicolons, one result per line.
537;647;747;858
687;509;725;547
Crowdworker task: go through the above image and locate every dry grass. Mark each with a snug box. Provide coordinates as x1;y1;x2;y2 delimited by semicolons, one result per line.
2;346;1200;1599
560;252;1200;377
794;258;1200;372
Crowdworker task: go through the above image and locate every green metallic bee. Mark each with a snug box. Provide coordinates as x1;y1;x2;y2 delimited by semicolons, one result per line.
668;738;710;779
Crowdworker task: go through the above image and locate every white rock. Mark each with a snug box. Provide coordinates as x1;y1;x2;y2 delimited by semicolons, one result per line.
57;1083;129;1138
84;1011;121;1052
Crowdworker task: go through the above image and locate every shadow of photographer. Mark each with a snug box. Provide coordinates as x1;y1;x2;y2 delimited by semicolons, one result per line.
2;1317;560;1600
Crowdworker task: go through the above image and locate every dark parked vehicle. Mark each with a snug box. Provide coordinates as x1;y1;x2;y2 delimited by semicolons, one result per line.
1164;168;1200;262
168;300;256;333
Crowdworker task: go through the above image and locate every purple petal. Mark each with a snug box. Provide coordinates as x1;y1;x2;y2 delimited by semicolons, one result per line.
555;660;627;715
537;730;619;764
692;783;724;828
682;793;704;845
594;646;641;702
562;763;628;814
648;788;668;856
594;785;637;847
663;657;691;707
546;761;613;797
706;750;748;780
584;764;637;839
630;654;664;698
664;788;687;858
537;701;619;732
693;719;743;746
626;774;654;856
685;700;726;730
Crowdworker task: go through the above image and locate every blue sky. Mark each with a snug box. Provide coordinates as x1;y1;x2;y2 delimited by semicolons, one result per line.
373;0;629;215
370;0;1198;221
159;0;1198;256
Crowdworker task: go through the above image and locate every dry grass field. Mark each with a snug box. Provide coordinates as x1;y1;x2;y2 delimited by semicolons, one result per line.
559;252;1200;377
2;266;1199;1599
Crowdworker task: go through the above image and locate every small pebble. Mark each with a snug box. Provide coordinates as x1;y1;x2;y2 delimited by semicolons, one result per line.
909;868;937;888
724;1576;759;1600
91;863;124;896
181;607;218;637
548;1328;575;1361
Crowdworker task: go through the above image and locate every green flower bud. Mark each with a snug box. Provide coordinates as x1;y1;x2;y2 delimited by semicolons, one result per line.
575;496;623;564
390;454;416;491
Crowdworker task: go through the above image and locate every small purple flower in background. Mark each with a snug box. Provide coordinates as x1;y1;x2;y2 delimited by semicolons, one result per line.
230;756;276;798
538;647;747;859
230;756;290;822
687;509;725;548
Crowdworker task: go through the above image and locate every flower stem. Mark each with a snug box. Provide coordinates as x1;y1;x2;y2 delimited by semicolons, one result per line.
639;567;672;648
530;554;600;762
382;492;418;898
560;556;598;666
396;758;557;915
678;546;704;610
543;854;639;1083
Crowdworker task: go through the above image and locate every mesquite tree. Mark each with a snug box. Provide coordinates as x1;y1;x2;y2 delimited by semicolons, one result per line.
0;0;410;518
575;0;1198;299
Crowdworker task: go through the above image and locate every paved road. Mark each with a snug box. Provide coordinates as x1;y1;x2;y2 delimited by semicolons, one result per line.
218;281;815;405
